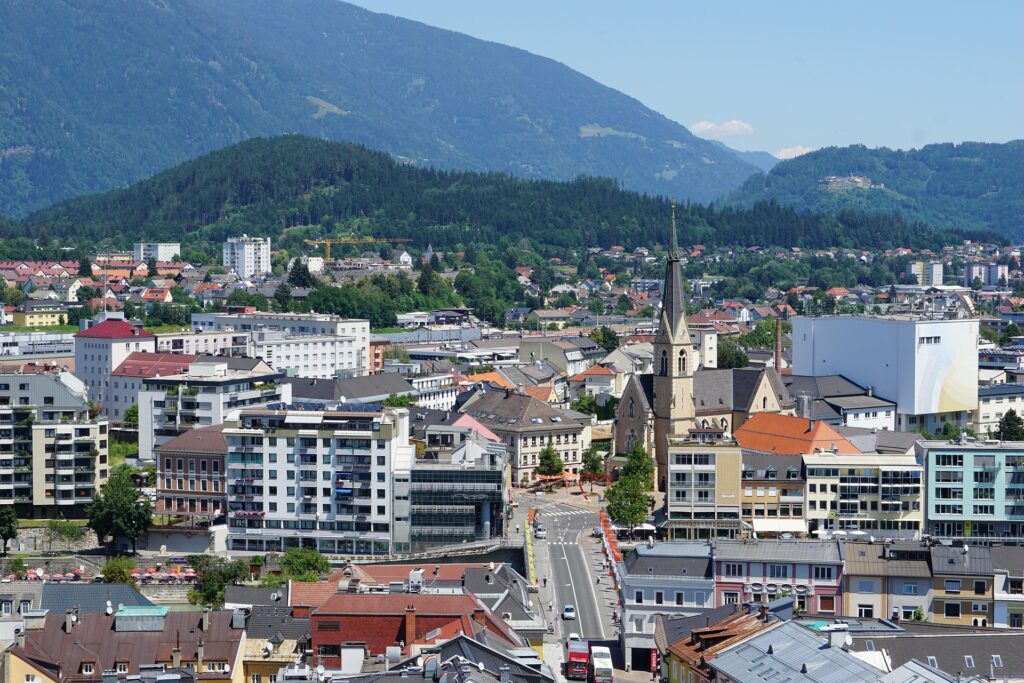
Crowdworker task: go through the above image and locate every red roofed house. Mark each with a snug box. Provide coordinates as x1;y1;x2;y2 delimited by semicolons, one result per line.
108;351;198;422
567;363;615;399
310;593;521;663
74;315;156;412
733;412;861;455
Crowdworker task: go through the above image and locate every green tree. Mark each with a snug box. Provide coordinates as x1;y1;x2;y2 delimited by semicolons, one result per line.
123;403;139;428
972;276;984;291
46;519;84;552
980;327;1001;344
996;409;1024;441
382;393;415;407
581;444;605;492
288;260;318;288
273;281;293;311
571;394;597;415
187;555;248;607
86;464;152;553
0;507;17;555
717;338;749;369
535;444;565;477
102;556;138;586
280;547;330;581
589;326;619;353
605;475;648;527
147;257;158;277
622;442;654;490
1000;323;1021;346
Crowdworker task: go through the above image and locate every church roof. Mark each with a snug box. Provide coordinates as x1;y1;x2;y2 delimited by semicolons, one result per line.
656;207;690;346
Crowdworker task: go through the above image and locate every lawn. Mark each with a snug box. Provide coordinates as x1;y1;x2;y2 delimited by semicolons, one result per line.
0;325;79;333
142;323;193;334
109;438;137;467
18;519;88;528
370;326;406;334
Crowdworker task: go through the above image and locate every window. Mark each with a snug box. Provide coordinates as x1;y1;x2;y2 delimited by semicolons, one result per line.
655;591;664;605
252;676;261;683
926;657;938;669
675;592;684;606
945;580;961;594
723;592;739;605
1;601;11;615
902;582;918;595
635;591;643;604
814;566;834;581
974;580;986;595
116;663;128;674
858;604;874;618
768;564;788;579
964;656;974;669
993;655;1003;669
819;595;835;613
724;562;743;577
82;664;94;675
945;603;961;618
973;603;988;613
857;580;874;593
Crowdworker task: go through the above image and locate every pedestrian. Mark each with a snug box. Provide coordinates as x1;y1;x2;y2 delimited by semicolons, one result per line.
543;576;548;587
596;575;600;585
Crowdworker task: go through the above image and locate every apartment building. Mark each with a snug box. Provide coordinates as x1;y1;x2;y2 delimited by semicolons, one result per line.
223;406;414;555
714;540;844;616
803;451;924;537
739;453;806;537
665;437;743;540
973;383;1024;437
223;235;271;278
0;370;108;518
108;352;197;422
921;438;1024;539
964;262;1008;287
842;540;933;621
0;330;75;358
991;546;1024;628
155;424;228;521
191;311;370;374
138;357;291;460
74;316;157;411
929;544;994;627
250;329;362;379
459;389;589;485
133;242;181;262
617;542;715;669
155;330;250;357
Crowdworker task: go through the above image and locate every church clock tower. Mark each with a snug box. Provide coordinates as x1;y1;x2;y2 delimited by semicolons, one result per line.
652;205;697;490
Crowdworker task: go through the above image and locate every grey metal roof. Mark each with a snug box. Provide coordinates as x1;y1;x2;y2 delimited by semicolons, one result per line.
740;451;804;480
245;605;311;641
715;540;843;563
40;583;152;613
623;542;713;579
990;546;1024;576
711;621;885;682
825;395;897;411
391;632;555;683
849;627;1024;680
843;541;932;578
784;374;874;399
223;586;286;607
979;382;1024;398
929;545;993;577
836;427;922;455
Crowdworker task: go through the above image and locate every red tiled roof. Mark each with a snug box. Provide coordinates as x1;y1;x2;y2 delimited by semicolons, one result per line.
113;352;197;378
289;581;338;609
734;413;861;455
75;319;154;339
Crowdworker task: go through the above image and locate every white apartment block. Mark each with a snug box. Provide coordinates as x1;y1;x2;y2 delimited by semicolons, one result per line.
223;235;272;278
224;406;414;555
74;315;157;412
793;316;978;433
0;331;75;358
964;262;1008;287
192;311;370;375
410;374;458;411
250;330;362;379
134;243;181;262
155;330;250;357
138;358;291;460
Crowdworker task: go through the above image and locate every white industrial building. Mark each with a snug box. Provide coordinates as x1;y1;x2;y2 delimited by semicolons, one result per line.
134;242;181;262
222;235;272;278
792;315;978;433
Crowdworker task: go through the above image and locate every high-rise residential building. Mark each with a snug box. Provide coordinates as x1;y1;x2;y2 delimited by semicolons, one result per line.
222;235;271;278
74;314;157;412
224;405;414;554
664;438;743;540
133;243;181;262
792;316;978;433
137;357;291;460
964;262;1008;288
191;311;370;375
0;369;109;518
906;260;943;286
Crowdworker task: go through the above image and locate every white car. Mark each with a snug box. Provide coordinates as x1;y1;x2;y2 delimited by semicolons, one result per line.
534;525;548;539
563;604;577;620
567;632;582;642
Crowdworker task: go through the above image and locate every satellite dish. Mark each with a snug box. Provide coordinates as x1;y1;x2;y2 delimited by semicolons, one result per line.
316;665;325;677
35;568;43;578
478;662;485;672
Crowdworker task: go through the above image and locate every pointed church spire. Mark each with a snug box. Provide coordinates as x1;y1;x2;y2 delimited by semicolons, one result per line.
657;204;690;345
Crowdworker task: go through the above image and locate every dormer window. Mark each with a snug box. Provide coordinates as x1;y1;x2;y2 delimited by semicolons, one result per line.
765;467;777;480
81;664;95;675
116;663;128;674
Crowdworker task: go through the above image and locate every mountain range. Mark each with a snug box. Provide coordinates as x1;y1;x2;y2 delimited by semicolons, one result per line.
727;141;1024;236
0;0;760;217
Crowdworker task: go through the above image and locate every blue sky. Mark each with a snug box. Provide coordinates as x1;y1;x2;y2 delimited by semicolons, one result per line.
346;0;1023;158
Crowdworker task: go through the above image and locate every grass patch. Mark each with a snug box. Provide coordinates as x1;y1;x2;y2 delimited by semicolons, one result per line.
370;327;405;334
18;519;88;528
142;323;193;334
0;325;79;333
109;438;137;467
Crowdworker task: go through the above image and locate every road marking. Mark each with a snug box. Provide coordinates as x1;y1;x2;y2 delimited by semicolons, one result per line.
559;543;583;640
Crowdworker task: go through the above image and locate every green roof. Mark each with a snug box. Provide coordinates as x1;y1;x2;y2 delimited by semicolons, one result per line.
115;605;169;617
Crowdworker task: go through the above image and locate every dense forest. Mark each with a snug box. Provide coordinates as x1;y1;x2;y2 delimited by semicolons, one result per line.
0;0;756;216
728;141;1024;237
13;136;1003;262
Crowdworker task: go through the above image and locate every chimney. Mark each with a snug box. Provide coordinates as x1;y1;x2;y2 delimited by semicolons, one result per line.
172;647;182;669
827;626;850;650
64;609;74;633
891;609;901;625
472;608;487;626
202;607;211;631
759;603;770;622
797;394;813;421
774;317;782;370
404;605;416;653
14;628;24;648
197;640;204;672
866;385;873;397
499;667;510;683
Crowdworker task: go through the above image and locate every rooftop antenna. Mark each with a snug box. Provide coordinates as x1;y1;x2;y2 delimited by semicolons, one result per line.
670;203;679;259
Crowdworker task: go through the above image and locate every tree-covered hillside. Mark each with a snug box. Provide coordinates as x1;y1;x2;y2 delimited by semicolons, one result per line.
15;136;1001;257
0;0;757;217
727;141;1024;236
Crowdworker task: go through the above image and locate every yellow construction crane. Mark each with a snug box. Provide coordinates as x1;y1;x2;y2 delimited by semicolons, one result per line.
304;236;412;261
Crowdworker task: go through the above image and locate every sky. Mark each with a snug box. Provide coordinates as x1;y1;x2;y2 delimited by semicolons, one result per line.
346;1;1024;158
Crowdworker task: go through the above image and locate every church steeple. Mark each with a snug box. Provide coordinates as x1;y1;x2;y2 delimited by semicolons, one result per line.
657;204;690;345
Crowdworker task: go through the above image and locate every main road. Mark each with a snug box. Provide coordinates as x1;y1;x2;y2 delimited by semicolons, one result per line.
533;501;615;642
